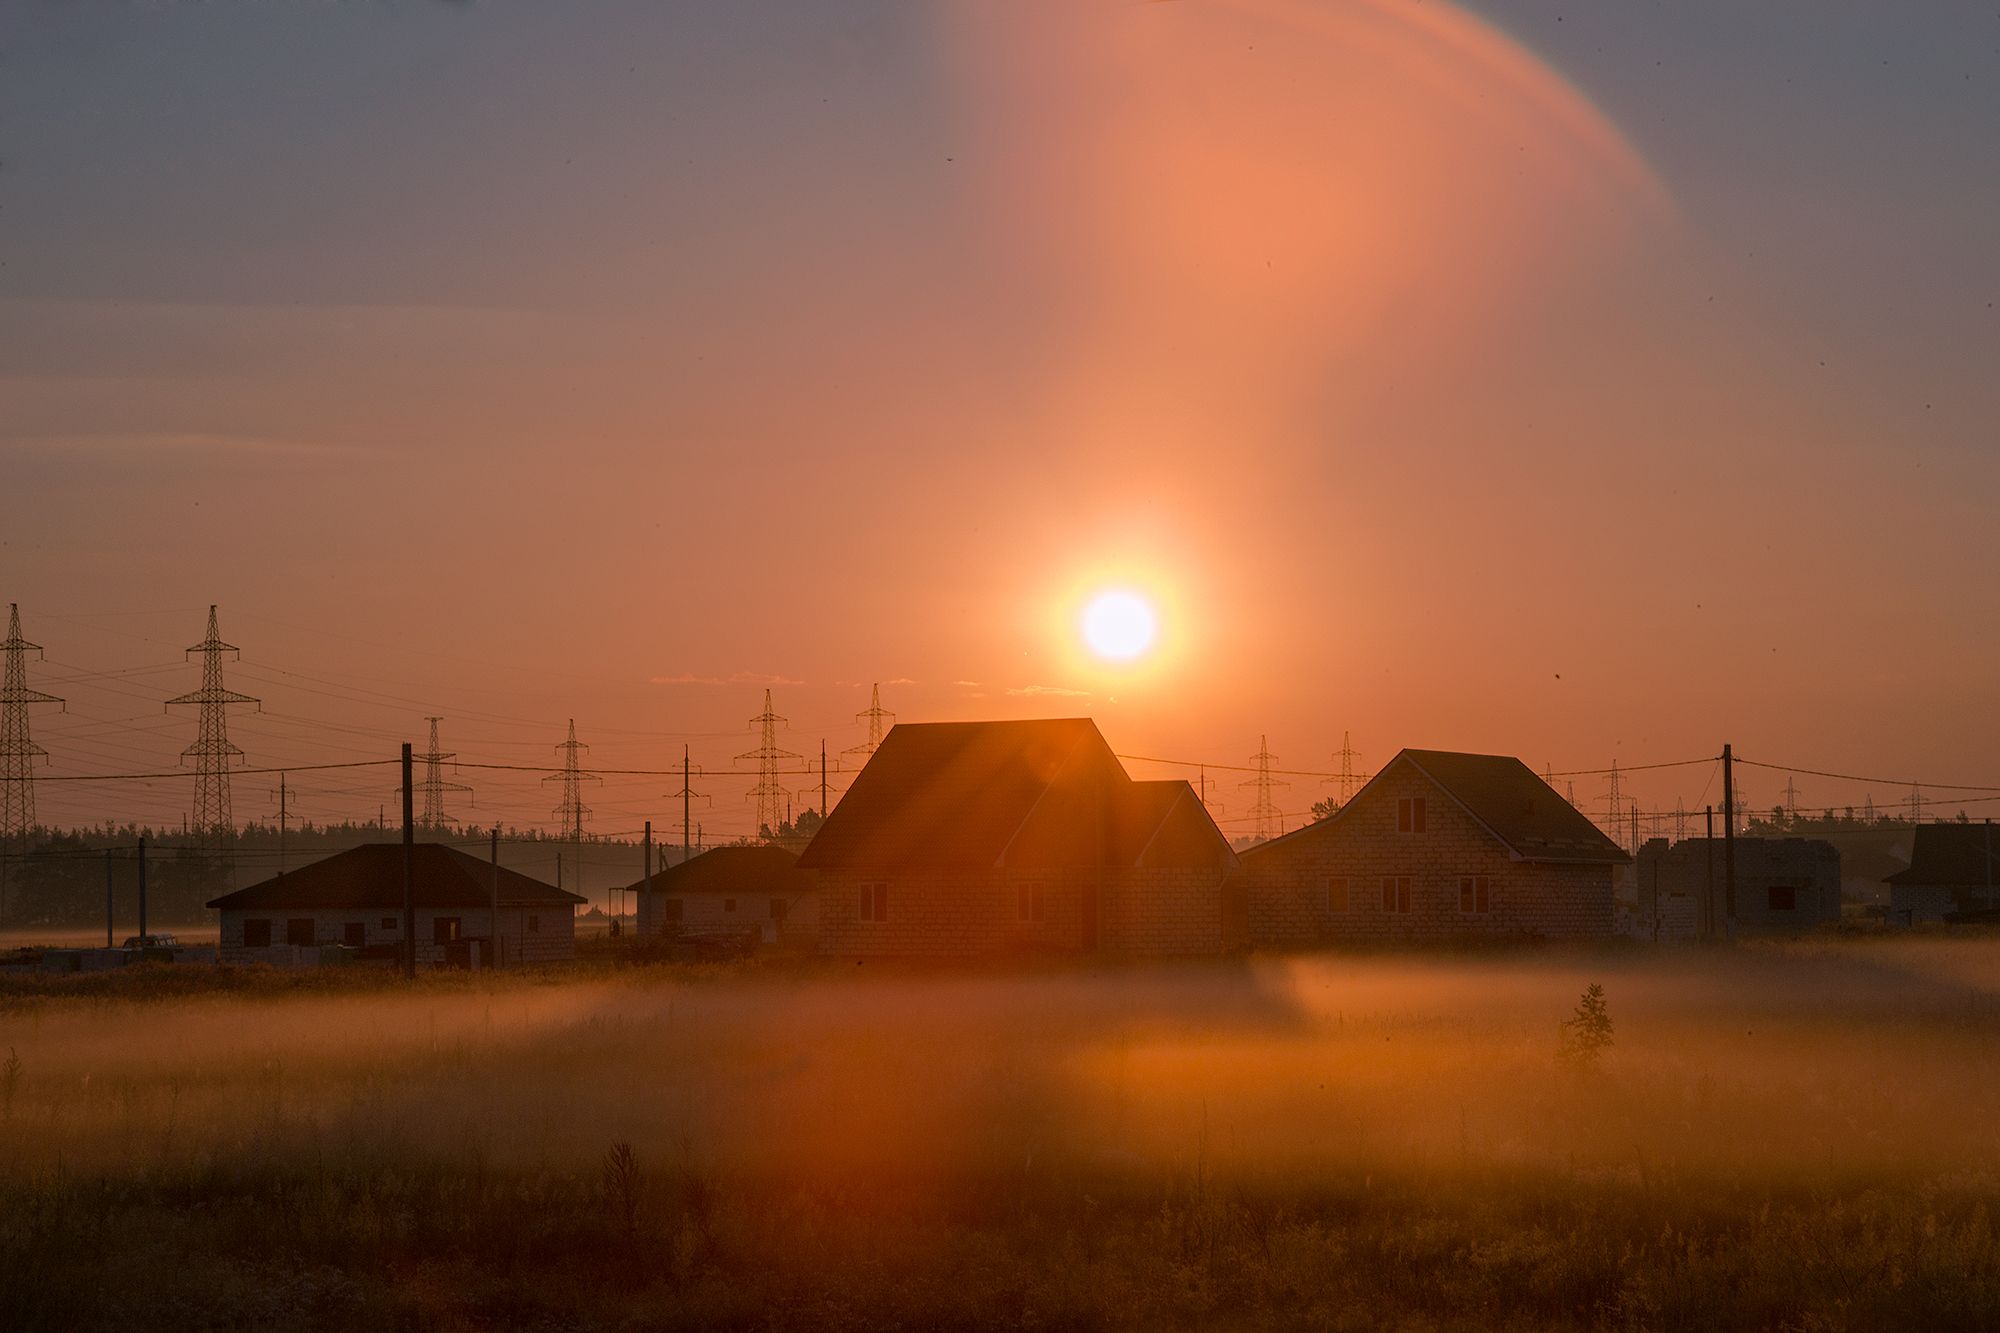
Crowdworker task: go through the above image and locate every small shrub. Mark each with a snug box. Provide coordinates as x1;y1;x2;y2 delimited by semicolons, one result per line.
1558;982;1613;1070
603;1141;641;1239
0;1047;20;1122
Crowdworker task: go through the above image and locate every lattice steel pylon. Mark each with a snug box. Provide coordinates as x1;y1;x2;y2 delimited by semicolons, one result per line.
844;682;895;761
739;689;800;839
419;716;474;828
1;605;64;845
1331;731;1364;804
1241;735;1288;842
1601;761;1624;839
544;718;599;844
166;605;259;848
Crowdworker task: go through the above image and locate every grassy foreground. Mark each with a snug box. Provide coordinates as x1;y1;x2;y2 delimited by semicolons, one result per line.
3;939;2000;1330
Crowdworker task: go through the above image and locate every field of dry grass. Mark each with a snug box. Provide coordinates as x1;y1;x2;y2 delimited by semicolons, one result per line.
3;937;1999;1330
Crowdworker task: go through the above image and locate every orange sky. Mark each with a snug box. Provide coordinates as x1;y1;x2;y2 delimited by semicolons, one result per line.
5;1;1998;839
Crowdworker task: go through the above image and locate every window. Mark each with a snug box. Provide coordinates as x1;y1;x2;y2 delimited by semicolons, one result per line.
1459;875;1491;914
243;919;272;948
1767;885;1797;911
343;922;366;947
724;898;736;913
433;917;461;945
664;898;683;921
1017;879;1046;923
1327;877;1350;913
770;899;787;922
1381;876;1412;913
380;917;397;931
286;918;316;947
1397;798;1427;833
527;914;540;933
859;881;889;923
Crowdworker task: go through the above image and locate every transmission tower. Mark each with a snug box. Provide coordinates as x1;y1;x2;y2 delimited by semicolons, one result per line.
1240;735;1287;841
1781;776;1802;822
844;682;895;761
1907;782;1926;826
1;604;64;846
1333;731;1364;804
739;689;801;840
1674;797;1688;843
418;716;474;827
1601;762;1623;838
166;605;259;848
1628;805;1642;854
1863;793;1878;824
544;719;599;843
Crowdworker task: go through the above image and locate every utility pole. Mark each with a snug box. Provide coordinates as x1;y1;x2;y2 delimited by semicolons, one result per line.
137;834;148;945
418;717;473;828
639;819;653;937
740;690;800;841
1;606;63;909
490;824;502;969
1721;744;1736;939
166;606;260;858
820;740;829;819
1241;736;1287;842
104;848;114;948
844;683;895;761
269;772;295;877
401;743;415;979
669;745;707;865
1704;805;1715;941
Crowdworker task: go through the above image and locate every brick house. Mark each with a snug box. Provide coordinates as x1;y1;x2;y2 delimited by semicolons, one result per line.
798;718;1241;957
1238;749;1626;945
1633;836;1842;939
209;843;583;966
629;843;818;946
1886;822;2000;924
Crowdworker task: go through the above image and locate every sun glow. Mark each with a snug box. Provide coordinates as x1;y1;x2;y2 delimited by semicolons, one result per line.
1080;590;1159;663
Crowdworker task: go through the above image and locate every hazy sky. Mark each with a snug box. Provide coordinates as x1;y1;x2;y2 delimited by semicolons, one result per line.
4;1;1997;839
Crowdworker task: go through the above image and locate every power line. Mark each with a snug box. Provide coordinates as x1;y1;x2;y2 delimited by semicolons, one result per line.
164;605;260;849
419;716;474;827
2;604;65;844
1241;735;1287;841
739;690;800;840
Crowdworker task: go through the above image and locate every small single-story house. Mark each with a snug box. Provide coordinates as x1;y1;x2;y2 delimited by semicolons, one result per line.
208;842;583;966
630;843;818;945
1633;836;1842;939
799;718;1241;957
1886;822;2000;924
1237;749;1627;945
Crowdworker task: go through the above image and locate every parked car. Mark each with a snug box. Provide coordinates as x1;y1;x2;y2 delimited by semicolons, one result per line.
120;933;179;949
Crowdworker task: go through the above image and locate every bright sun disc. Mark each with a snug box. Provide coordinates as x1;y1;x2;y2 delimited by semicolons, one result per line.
1081;590;1159;662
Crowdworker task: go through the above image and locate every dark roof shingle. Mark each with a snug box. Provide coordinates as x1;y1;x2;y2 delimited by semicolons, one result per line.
624;843;815;896
208;843;584;911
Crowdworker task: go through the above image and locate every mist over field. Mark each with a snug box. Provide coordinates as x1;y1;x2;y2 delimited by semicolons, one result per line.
7;941;2000;1328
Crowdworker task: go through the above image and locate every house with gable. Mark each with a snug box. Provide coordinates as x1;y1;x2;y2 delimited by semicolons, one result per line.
1237;748;1627;945
798;718;1241;957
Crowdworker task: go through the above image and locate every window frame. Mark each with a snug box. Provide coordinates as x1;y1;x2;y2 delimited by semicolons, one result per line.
242;918;272;948
1458;875;1491;915
859;881;889;923
1380;875;1412;913
1767;884;1797;912
1397;797;1427;834
1016;877;1046;924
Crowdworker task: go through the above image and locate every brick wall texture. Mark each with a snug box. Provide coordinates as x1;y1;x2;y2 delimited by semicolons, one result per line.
1238;762;1614;945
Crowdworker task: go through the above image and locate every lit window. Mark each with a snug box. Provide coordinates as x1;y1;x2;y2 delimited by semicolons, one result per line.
1381;876;1412;913
1327;877;1349;913
1397;798;1427;833
1459;875;1491;914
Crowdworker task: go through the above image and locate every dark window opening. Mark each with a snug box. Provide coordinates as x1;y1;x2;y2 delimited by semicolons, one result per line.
286;918;316;947
379;917;396;931
1381;876;1412;913
1459;875;1491;914
433;917;461;945
1398;797;1427;833
343;921;366;947
1768;885;1797;911
1327;877;1349;913
243;919;272;948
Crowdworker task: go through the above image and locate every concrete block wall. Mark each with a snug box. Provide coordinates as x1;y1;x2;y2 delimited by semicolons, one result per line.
221;905;574;965
1101;867;1232;955
1240;763;1614;945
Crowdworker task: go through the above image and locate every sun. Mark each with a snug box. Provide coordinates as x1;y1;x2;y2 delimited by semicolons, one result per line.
1080;589;1159;663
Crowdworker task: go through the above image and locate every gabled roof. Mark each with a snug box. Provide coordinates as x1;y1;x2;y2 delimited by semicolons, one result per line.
624;843;816;896
1244;748;1629;865
1886;823;2000;887
207;843;584;911
797;718;1235;873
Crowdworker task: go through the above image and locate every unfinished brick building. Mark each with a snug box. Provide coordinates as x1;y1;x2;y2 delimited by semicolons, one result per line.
1238;749;1626;945
799;718;1240;957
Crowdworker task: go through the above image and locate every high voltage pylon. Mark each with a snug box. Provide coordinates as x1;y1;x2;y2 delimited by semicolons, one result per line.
1907;782;1926;825
1601;761;1624;838
844;682;895;761
1674;797;1688;842
740;689;800;840
166;605;259;849
1;604;64;846
1241;735;1287;842
545;718;599;844
1333;731;1364;804
1781;776;1802;822
419;716;474;827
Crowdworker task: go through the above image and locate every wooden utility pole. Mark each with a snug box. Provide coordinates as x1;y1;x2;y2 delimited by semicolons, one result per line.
820;741;829;819
104;849;114;948
1721;744;1736;939
641;818;653;937
137;834;147;944
1704;805;1716;942
401;743;415;979
490;824;501;969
